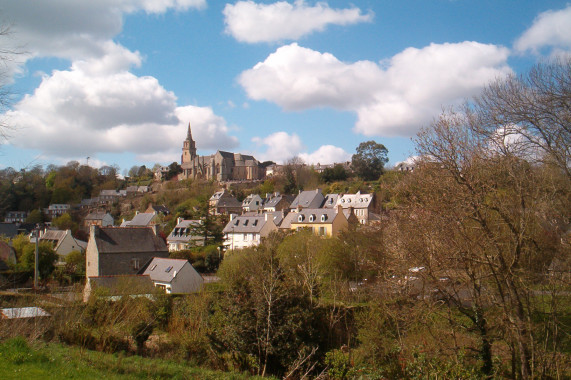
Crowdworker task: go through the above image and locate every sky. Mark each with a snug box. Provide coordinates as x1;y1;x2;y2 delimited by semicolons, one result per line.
0;0;569;174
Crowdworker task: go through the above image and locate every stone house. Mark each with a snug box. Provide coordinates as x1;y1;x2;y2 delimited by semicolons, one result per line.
86;225;168;278
209;190;242;215
83;212;114;228
242;194;263;213
336;191;376;225
262;193;294;213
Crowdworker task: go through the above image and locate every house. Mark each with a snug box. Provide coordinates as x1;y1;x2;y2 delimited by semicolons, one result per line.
242;194;263;213
141;257;203;294
223;213;277;251
83;212;114;228
282;205;349;237
145;204;170;216
126;185;150;195
83;275;155;302
0;223;18;239
121;212;158;227
86;225;169;278
167;218;204;251
290;189;325;212
322;194;340;209
179;124;265;182
4;211;28;224
336;191;375;225
39;229;87;259
262;193;294;213
154;166;169;180
43;204;71;220
209;189;242;215
99;190;126;204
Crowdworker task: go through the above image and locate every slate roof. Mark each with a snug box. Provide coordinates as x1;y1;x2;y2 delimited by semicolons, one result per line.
85;212;109;221
263;194;294;209
322;194;340;208
0;223;18;239
142;258;190;283
93;227;167;254
124;213;155;227
40;229;67;243
282;208;340;227
337;191;374;209
223;215;271;234
290;189;324;209
167;220;203;243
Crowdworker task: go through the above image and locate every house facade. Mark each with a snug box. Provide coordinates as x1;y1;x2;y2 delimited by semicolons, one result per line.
179;124;265;182
282;206;349;237
4;211;28;224
223;213;277;251
336;191;375;225
86;225;169;278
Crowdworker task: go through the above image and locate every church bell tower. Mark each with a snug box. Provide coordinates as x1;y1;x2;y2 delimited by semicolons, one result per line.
181;123;196;164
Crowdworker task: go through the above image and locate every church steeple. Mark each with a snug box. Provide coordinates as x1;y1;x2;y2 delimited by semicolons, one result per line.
182;122;196;164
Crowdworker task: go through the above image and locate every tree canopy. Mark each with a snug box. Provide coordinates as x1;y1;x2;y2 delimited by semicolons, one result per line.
351;141;389;180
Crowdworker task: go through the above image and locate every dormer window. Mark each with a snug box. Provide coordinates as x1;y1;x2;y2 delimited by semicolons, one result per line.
341;199;345;203
309;214;316;222
321;214;327;222
253;219;258;226
298;214;304;222
234;219;239;226
244;220;248;226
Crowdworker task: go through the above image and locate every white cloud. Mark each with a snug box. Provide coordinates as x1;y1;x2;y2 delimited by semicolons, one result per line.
515;5;571;55
1;0;206;62
223;0;372;43
299;145;351;165
6;56;238;162
239;42;512;137
253;131;305;163
252;131;349;164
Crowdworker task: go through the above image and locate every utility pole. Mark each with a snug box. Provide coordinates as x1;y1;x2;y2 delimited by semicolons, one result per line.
34;224;39;289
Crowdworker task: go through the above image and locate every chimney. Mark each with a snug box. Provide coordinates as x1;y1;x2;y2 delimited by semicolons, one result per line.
336;205;343;214
177;217;183;225
265;213;268;221
89;224;99;240
151;224;159;235
230;214;234;221
135;211;139;215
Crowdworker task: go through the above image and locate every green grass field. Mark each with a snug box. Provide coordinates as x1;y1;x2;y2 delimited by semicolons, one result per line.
0;337;263;380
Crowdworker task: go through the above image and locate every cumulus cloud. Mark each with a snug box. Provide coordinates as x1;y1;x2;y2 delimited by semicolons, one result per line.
0;0;232;165
223;0;372;43
6;55;238;162
1;0;206;62
299;145;351;165
252;131;349;164
239;42;512;137
514;5;571;55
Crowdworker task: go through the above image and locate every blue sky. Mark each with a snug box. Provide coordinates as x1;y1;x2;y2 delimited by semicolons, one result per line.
0;0;569;174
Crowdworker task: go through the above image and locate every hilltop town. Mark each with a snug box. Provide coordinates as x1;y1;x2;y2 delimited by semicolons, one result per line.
0;60;569;379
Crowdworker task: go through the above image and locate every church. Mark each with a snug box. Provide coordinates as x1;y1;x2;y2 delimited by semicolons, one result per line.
179;124;266;182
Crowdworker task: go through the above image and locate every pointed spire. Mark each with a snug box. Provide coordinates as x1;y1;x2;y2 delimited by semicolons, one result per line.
187;123;193;141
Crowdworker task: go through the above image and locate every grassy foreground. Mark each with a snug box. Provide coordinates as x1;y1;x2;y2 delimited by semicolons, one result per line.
0;337;262;380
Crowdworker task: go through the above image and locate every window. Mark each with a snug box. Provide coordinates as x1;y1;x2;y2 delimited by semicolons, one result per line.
131;258;140;270
165;266;173;273
244;220;249;226
319;227;326;236
253;219;258;226
150;264;157;271
298;215;304;222
309;214;315;222
321;214;327;222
